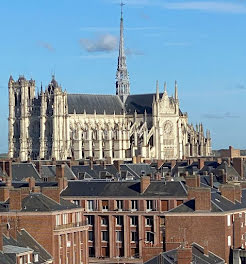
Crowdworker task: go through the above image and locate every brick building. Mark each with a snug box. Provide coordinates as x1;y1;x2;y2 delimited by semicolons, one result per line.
165;183;246;263
61;176;188;263
0;165;89;264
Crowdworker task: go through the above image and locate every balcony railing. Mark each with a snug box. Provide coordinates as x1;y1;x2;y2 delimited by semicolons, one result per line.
54;221;87;230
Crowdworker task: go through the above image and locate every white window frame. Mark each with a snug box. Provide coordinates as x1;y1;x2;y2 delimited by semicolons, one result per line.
116;231;123;242
116;200;123;211
146;200;153;211
87;200;94;211
131;200;138;211
228;236;231;246
116;215;123;226
56;214;61;226
227;215;231;227
130;216;138;226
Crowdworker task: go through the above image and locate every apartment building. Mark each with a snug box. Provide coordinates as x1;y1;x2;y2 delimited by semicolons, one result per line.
165;183;246;264
61;176;188;263
0;164;89;264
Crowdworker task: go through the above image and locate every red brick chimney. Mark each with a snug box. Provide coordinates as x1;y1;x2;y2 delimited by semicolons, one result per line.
220;185;236;203
28;177;35;192
198;158;205;170
209;173;213;188
113;160;123;173
233;158;243;179
177;247;192;264
140;176;150;193
234;185;242;203
188;187;211;211
186;175;200;188
56;164;65;179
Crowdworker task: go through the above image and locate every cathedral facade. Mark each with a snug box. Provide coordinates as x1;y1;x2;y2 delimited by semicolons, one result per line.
8;8;211;162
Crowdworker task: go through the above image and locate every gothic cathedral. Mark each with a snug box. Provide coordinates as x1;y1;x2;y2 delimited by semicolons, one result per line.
8;7;211;161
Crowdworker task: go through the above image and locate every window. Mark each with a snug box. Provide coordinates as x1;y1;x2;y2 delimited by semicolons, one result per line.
116;216;123;226
130;216;138;226
146;232;154;243
131;231;138;242
102;231;109;241
102;200;109;211
89;247;95;257
116;231;123;242
63;214;68;225
73;200;80;206
227;215;231;227
101;216;108;226
89;231;94;241
56;215;61;226
76;212;81;223
228;236;231;246
116;200;123;210
146;200;153;211
131;200;138;211
34;254;39;263
87;200;94;211
145;216;153;226
87;215;94;225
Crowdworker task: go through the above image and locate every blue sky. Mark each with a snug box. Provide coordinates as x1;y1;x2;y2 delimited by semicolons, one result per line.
1;0;246;152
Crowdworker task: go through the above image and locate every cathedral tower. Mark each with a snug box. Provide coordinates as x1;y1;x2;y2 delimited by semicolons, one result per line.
116;1;130;103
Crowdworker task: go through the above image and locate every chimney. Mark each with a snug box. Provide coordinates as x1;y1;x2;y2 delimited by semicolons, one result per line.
155;172;162;181
170;160;176;169
233;158;243;179
234;184;242;203
209;173;213;188
56;164;65;179
220;185;236;203
157;160;164;169
89;160;93;170
28;177;35;192
198;158;205;170
188;187;211;211
177;247;192;264
9;189;22;211
113;160;123;173
132;156;137;164
140;176;150;193
185;175;199;188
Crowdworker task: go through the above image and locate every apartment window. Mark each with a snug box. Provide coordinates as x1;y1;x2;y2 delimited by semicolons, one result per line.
145;216;153;226
89;247;95;257
130;216;138;226
27;254;31;264
34;254;39;263
19;256;23;264
131;231;138;242
227;215;231;227
101;231;109;241
73;200;80;206
116;200;123;210
116;231;123;242
239;213;242;218
131;200;138;211
101;216;108;226
87;200;94;211
102;200;109;211
146;200;153;211
89;231;94;241
76;212;81;223
116;215;123;226
87;215;94;225
228;236;231;246
63;214;68;225
56;215;61;226
146;232;154;243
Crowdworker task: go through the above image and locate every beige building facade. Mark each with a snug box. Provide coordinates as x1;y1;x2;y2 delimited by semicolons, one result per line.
8;7;211;162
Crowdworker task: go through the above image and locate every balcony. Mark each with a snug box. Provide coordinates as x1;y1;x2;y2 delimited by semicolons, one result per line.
54;221;87;231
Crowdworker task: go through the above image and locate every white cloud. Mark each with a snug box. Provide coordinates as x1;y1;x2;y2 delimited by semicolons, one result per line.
80;34;118;52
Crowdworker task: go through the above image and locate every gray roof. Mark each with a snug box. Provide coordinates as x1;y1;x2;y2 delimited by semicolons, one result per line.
120;164;156;179
71;164;118;180
169;189;246;213
61;180;187;198
40;164;76;180
3;229;53;264
145;243;224;264
12;163;41;182
67;94;124;115
21;193;79;212
3;245;32;254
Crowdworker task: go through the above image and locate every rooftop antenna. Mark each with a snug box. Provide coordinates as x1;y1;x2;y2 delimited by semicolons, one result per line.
120;0;125;19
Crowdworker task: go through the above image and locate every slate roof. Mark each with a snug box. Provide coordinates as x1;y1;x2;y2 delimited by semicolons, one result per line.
21;193;79;212
40;164;76;180
3;229;53;264
3;245;32;254
120;164;156;179
214;161;240;180
67;94;124;115
12;163;42;182
61;180;187;198
71;164;118;180
168;189;246;213
145;243;225;264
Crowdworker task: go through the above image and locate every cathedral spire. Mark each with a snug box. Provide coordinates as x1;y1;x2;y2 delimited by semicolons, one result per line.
156;80;159;101
116;1;130;102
